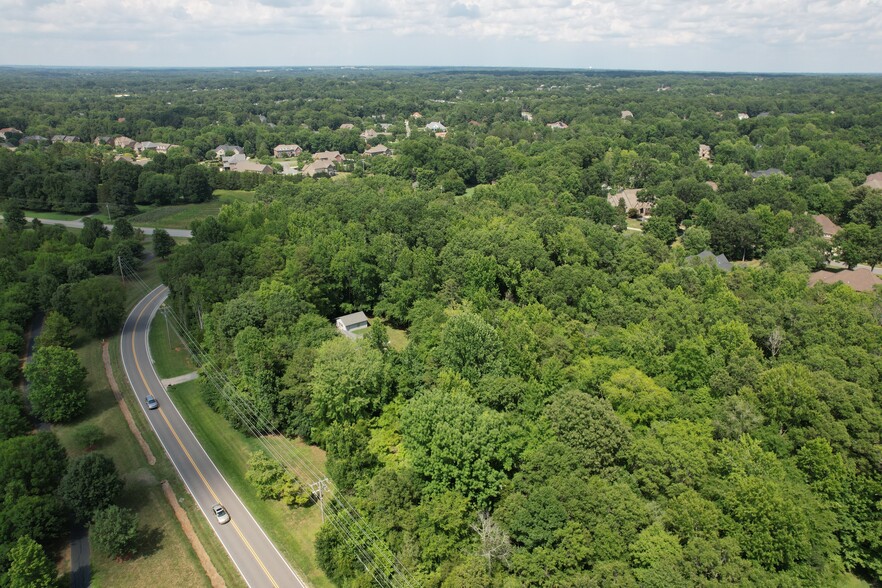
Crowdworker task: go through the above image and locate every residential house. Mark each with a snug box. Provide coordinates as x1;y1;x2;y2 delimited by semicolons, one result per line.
360;128;379;141
312;151;344;162
546;121;568;130
273;144;302;158
706;181;719;192
155;143;176;154
19;135;48;144
336;311;369;337
621;110;634;119
425;121;446;132
302;160;337;178
113;136;136;149
521;111;533;121
411;112;423;119
685;250;733;272
698;144;712;161
93;136;113;145
812;214;841;239
434;131;447;139
863;172;882;190
51;135;80;143
808;268;882;292
0;127;23;139
607;188;652;217
229;160;274;174
222;153;248;170
214;144;244;158
737;113;750;120
339;123;355;130
364;144;392;157
748;168;785;179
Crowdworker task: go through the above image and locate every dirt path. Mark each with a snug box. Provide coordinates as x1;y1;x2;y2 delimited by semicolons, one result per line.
161;481;226;588
102;340;156;465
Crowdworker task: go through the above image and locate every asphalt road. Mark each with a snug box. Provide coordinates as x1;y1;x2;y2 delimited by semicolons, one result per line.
23;217;193;238
120;285;305;588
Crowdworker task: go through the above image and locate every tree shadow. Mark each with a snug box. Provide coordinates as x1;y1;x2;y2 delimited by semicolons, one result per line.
136;526;164;559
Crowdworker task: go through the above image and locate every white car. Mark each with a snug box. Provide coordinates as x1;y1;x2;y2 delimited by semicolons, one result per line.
212;503;230;525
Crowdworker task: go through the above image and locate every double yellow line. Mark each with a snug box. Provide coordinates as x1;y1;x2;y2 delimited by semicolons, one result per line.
131;288;279;588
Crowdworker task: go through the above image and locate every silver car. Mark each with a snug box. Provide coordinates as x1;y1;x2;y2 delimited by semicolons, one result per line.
212;504;230;525
145;395;159;410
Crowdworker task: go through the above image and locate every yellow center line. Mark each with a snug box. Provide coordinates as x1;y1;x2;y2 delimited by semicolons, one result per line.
131;288;280;588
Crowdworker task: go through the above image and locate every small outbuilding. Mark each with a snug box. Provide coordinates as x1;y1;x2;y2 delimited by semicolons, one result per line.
336;312;370;336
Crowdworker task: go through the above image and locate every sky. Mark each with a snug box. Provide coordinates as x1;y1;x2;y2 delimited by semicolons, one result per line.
3;0;882;73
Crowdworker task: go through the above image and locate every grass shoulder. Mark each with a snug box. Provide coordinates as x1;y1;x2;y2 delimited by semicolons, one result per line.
168;379;333;588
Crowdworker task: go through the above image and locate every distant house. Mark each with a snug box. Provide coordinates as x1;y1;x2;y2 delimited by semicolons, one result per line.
134;141;158;153
214;144;244;158
809;268;882;292
434;131;447;139
339;123;355;130
222;152;248;170
51;134;80;143
686;250;733;272
19;135;48;144
155;142;176;154
273;144;302;158
863;172;882;190
360;128;379;141
364;144;392;157
411;112;423;119
737;113;750;120
621;110;634;119
312;151;344;162
425;121;446;132
748;168;785;179
302;160;337;178
113;136;136;149
698;144;712;161
546;121;568;130
607;188;652;217
0;127;23;139
706;180;719;192
229;160;274;174
336;311;369;336
93;136;113;145
521;111;533;121
811;214;841;239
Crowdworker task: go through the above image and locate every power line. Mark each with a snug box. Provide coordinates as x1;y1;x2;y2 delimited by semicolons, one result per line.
118;259;415;588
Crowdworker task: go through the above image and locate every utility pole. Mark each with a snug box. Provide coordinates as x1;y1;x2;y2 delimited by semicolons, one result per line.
118;255;125;284
309;479;329;523
162;305;171;347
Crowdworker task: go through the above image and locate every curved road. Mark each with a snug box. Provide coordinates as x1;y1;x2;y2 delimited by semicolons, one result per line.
121;285;305;588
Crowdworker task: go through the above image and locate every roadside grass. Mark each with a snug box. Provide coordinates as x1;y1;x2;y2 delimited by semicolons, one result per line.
51;337;213;588
148;312;195;379
168;379;333;588
24;209;86;221
128;191;255;230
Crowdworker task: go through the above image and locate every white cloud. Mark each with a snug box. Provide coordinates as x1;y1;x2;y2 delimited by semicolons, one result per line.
1;0;882;70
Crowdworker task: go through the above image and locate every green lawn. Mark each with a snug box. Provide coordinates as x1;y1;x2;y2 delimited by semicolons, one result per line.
386;326;409;351
128;191;255;230
24;209;86;221
168;379;333;588
148;310;195;379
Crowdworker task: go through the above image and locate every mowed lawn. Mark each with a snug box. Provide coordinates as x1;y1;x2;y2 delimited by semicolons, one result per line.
168;379;333;588
148;311;195;379
129;190;256;230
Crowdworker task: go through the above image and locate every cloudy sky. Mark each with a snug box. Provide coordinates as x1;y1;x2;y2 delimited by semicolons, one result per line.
3;0;882;72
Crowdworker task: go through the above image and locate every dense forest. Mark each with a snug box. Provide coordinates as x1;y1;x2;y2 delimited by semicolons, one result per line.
4;67;882;586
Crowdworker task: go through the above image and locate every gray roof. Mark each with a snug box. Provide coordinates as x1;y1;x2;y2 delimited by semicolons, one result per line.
686;250;732;271
337;311;369;328
748;168;785;179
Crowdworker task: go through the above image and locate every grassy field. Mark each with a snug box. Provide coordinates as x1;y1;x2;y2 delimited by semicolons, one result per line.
148;311;195;379
168;379;333;588
51;337;215;588
24;209;86;221
386;326;409;351
128;191;255;230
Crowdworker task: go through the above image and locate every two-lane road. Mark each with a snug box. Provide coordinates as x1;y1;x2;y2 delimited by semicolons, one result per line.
121;286;305;588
